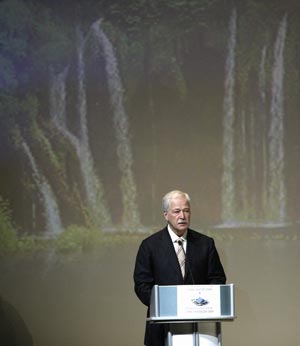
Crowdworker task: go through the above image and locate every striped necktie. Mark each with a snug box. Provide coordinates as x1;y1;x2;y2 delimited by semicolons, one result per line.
176;239;185;278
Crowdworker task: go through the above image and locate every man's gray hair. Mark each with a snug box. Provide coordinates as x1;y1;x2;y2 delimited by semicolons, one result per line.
162;190;191;212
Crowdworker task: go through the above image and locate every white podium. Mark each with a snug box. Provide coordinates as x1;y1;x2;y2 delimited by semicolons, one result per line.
147;284;235;346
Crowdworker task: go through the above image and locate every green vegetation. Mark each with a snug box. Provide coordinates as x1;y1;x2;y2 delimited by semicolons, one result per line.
0;198;18;254
55;225;101;253
0;208;146;255
55;225;143;254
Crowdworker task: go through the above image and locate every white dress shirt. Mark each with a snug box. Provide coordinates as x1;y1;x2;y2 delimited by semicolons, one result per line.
167;224;187;253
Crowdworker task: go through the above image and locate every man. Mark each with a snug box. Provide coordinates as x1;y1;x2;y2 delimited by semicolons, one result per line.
133;190;226;346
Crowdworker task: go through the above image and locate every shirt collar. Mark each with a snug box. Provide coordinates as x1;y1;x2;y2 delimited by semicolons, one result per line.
167;224;187;243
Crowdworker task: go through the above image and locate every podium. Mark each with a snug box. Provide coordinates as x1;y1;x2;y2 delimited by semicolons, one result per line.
147;284;235;346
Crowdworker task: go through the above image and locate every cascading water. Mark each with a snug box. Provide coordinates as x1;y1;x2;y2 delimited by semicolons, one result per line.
22;140;63;235
220;11;288;228
267;14;288;224
76;28;112;228
259;46;267;104
221;8;237;226
77;28;89;146
49;67;69;135
239;109;248;219
92;19;140;230
49;32;112;228
259;46;269;218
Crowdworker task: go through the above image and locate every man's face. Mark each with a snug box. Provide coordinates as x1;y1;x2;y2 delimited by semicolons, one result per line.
163;196;191;236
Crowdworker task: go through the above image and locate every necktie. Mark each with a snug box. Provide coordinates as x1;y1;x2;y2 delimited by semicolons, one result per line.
176;239;185;278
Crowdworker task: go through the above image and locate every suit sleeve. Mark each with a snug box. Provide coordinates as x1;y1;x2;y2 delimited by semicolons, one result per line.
207;238;227;284
133;240;154;307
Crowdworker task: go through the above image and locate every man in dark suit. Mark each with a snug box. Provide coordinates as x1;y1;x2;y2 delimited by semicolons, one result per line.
133;190;226;346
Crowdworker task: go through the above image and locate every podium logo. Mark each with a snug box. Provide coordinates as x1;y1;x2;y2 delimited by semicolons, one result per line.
191;295;209;306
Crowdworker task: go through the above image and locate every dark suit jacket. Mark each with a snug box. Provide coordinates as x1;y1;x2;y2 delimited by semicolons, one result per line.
133;227;226;346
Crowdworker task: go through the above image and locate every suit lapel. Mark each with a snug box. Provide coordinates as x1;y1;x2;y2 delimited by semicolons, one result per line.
160;227;183;281
184;229;197;283
186;229;194;258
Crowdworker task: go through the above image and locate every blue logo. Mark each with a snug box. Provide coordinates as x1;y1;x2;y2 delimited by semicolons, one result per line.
192;295;209;306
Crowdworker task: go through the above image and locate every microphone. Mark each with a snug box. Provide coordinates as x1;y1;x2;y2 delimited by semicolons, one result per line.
177;239;195;285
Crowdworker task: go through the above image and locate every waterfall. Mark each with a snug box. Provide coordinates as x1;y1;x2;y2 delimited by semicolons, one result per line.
221;8;237;225
76;28;112;228
267;14;287;224
92;20;140;230
236;105;256;223
249;108;257;218
49;67;69;134
239;109;248;219
49;34;112;228
77;28;89;146
259;46;267;104
259;46;269;220
22;141;63;235
219;11;288;228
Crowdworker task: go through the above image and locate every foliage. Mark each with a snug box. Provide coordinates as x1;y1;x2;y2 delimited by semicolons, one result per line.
55;225;101;253
30;120;62;172
17;235;38;252
54;224;143;254
0;0;32;91
0;0;73;93
99;0;217;33
0;197;18;254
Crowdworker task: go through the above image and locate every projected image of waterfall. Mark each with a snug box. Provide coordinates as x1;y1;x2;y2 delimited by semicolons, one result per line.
267;14;288;225
221;8;237;226
49;21;141;231
49;36;112;229
220;12;288;228
76;28;112;228
22;141;63;235
92;20;140;230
